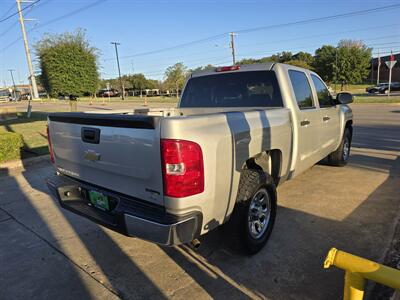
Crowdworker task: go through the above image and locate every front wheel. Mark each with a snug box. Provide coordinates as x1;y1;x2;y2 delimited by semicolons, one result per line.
230;170;277;255
328;128;352;166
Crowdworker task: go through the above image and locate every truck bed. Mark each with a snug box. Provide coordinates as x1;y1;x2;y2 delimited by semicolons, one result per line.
48;106;289;207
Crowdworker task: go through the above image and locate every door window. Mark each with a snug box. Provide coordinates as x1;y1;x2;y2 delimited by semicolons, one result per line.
288;70;314;109
311;74;333;107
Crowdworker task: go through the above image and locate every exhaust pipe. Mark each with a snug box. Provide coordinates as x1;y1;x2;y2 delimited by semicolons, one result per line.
189;239;201;250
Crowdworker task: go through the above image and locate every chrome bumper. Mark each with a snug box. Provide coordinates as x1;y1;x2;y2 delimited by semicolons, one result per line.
46;173;202;246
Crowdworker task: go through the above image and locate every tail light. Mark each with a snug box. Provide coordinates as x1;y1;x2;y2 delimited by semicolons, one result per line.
161;139;204;198
46;125;55;163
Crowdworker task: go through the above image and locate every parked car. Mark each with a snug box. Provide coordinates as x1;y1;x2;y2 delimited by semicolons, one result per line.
378;82;400;94
366;83;389;94
20;93;31;100
97;88;120;97
38;92;49;98
46;63;353;254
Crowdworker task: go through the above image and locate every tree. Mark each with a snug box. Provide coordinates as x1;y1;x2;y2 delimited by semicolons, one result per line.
335;40;371;89
313;45;337;82
270;51;293;63
126;74;147;89
238;57;273;65
35;29;99;97
292;51;314;67
285;60;311;69
189;64;215;72
164;63;187;98
313;41;371;87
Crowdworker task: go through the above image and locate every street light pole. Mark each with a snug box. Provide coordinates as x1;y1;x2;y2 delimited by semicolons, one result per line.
111;42;124;100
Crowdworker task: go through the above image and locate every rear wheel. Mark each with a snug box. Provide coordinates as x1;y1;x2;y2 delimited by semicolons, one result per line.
328;127;352;166
230;169;277;255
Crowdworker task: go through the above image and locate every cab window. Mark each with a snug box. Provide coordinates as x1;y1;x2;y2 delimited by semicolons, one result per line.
288;70;314;109
311;74;333;107
180;71;283;107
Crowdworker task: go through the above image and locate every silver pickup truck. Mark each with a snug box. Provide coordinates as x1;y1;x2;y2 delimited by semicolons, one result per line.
46;63;353;254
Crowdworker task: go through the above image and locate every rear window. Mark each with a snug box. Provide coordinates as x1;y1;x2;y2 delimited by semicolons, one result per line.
180;71;283;108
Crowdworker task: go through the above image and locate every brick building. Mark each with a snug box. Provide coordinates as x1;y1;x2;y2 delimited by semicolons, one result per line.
369;52;400;83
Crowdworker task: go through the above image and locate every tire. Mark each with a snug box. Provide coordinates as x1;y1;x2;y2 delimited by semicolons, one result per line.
229;169;277;255
328;127;352;167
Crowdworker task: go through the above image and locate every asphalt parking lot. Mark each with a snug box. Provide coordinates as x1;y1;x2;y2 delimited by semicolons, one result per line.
0;104;399;299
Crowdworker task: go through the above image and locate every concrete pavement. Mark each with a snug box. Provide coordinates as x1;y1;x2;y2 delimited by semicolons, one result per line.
0;104;399;299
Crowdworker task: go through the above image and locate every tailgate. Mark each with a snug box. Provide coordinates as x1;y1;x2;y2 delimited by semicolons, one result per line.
48;113;164;205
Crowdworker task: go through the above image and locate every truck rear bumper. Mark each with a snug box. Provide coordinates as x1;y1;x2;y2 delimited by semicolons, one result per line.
46;173;202;246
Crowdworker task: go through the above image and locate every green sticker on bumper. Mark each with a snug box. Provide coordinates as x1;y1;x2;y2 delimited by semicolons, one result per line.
88;190;110;211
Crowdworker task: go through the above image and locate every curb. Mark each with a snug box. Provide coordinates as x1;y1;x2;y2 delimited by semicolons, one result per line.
0;154;50;173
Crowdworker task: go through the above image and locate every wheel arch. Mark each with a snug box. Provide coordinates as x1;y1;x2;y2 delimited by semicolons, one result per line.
243;149;282;186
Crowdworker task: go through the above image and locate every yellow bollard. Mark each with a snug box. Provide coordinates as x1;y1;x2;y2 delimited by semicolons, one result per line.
324;248;400;300
344;271;365;300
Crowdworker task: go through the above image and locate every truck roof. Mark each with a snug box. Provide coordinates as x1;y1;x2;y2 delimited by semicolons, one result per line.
190;62;276;78
190;62;316;78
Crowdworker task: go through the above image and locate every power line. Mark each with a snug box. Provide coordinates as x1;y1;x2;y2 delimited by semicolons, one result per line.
236;24;400;52
104;41;400;79
0;3;15;20
0;0;41;23
235;4;400;34
0;0;51;39
0;0;49;38
108;3;400;59
0;0;107;52
34;0;107;30
118;34;226;59
102;23;400;62
0;20;19;38
236;41;400;59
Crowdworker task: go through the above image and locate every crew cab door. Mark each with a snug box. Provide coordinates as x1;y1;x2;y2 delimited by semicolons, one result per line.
310;74;340;156
288;70;322;175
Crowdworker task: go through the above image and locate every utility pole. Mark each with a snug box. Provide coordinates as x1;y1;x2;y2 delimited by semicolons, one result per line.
370;58;374;84
17;0;39;117
111;42;125;100
377;49;381;85
334;48;338;93
8;69;18;100
229;32;238;65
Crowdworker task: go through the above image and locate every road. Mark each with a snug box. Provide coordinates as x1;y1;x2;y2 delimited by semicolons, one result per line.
0;104;399;299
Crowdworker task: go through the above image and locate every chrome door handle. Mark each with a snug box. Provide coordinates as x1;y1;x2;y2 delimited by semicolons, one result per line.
300;119;311;126
323;116;330;121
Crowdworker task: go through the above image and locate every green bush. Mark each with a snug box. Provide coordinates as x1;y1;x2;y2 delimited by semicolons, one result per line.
0;132;24;163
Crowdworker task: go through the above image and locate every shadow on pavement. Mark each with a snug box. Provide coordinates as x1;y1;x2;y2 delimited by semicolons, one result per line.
1;105;399;299
12;163;167;299
158;153;399;299
0;167;96;299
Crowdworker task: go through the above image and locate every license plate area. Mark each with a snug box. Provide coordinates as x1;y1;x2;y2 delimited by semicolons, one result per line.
87;190;119;212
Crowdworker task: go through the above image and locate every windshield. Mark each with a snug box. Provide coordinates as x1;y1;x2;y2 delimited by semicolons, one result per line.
180;71;283;108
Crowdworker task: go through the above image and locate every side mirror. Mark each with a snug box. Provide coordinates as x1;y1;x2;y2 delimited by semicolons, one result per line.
336;92;353;104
